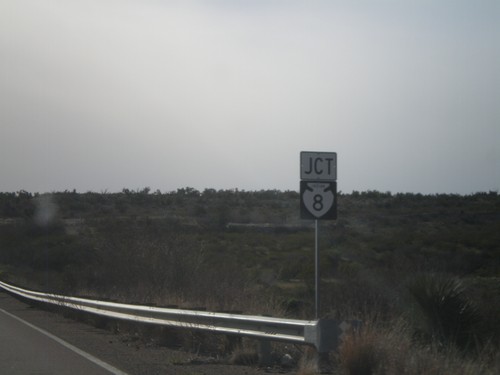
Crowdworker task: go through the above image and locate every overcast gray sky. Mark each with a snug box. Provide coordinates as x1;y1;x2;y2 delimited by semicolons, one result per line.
1;0;498;194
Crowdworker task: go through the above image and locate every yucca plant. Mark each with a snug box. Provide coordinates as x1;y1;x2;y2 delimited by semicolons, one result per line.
407;274;481;352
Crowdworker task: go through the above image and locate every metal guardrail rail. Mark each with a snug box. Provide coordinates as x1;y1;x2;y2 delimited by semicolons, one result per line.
0;281;353;353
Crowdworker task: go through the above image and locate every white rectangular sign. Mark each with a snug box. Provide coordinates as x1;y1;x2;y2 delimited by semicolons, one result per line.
300;151;337;181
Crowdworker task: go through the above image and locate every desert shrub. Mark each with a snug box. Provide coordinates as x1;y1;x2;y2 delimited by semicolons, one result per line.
466;276;500;347
322;267;401;321
337;320;493;375
87;219;201;299
229;347;259;366
338;324;383;375
296;347;319;375
407;274;482;352
73;217;260;313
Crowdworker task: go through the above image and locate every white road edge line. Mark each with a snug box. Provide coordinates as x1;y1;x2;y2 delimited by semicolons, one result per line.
0;307;129;375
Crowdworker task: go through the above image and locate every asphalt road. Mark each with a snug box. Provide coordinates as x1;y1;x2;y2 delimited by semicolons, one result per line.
0;296;127;374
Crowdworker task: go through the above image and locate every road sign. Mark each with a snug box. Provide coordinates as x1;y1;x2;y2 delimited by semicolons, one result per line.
299;150;338;318
300;181;337;220
300;152;337;181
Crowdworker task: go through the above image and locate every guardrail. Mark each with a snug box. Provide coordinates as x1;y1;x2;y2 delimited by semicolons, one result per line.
0;280;357;355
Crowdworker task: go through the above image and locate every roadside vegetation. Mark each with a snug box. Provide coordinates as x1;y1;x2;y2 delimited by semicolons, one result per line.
0;188;499;373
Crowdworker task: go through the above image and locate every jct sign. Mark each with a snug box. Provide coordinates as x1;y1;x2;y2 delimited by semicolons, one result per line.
300;151;337;220
301;152;337;181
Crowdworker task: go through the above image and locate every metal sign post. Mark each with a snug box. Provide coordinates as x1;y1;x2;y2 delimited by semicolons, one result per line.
300;151;337;319
315;219;320;319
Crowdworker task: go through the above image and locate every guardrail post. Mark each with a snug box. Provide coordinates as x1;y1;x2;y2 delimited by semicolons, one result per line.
304;319;338;353
305;319;362;353
258;339;272;366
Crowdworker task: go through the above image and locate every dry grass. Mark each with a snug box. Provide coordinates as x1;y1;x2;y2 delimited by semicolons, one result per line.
229;346;259;366
296;347;319;375
296;359;318;375
337;320;496;375
338;324;382;375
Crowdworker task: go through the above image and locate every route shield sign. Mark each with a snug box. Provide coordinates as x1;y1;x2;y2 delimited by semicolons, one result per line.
300;181;337;220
